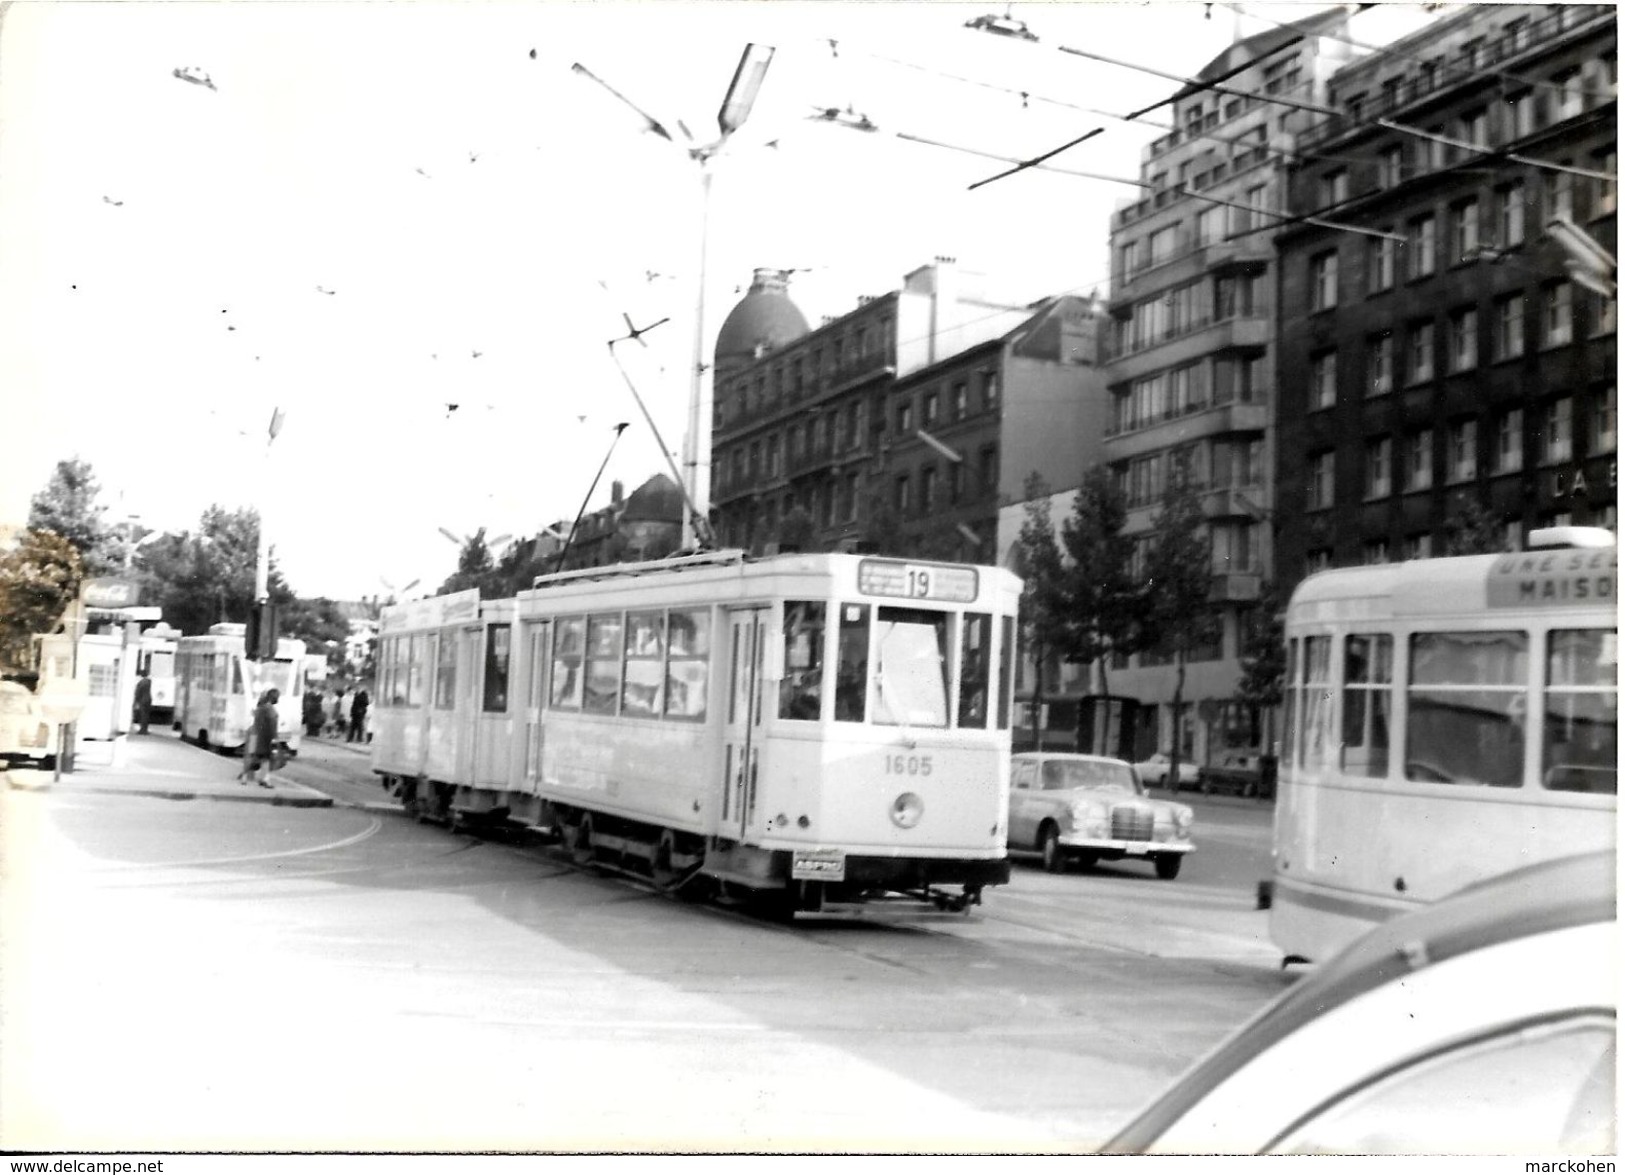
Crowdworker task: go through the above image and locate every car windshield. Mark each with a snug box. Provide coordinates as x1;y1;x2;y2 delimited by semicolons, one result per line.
1040;759;1140;793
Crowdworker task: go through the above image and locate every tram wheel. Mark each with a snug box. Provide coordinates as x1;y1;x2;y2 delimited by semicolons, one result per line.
1039;824;1067;873
650;830;679;892
565;815;595;867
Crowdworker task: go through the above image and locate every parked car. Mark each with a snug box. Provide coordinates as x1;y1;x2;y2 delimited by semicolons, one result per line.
1198;750;1269;798
1007;752;1195;879
1133;751;1200;791
0;680;55;770
1103;851;1617;1155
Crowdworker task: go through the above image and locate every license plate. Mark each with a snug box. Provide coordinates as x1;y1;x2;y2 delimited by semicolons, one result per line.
792;848;846;882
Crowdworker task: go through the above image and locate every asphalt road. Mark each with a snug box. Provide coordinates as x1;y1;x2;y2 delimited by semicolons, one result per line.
2;739;1285;1154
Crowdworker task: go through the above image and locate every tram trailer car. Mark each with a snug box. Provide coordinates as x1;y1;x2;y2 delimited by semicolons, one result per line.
1271;528;1617;964
372;551;1022;914
174;623;308;754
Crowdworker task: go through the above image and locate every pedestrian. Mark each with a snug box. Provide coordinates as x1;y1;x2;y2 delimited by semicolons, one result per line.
336;685;353;738
239;688;279;788
348;685;369;743
303;686;324;738
324;686;342;738
132;669;152;735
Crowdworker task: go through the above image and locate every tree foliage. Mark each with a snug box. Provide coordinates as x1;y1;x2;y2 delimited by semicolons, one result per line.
1444;495;1506;555
1011;473;1067;748
1054;465;1144;697
28;457;115;576
1234;580;1286;713
1143;478;1218;780
0;530;84;671
777;505;817;554
438;528;509;599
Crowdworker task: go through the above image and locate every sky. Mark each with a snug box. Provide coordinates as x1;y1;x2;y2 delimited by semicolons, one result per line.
0;0;1440;602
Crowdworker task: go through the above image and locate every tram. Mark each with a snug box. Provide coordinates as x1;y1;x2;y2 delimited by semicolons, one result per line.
133;628;180;726
174;623;308;754
372;550;1022;914
1271;528;1617;963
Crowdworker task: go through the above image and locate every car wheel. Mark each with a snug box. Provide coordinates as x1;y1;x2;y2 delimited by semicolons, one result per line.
1154;854;1183;881
1039;824;1067;873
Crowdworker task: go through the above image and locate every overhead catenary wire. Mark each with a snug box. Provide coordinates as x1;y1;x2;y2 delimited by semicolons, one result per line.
1375;119;1617;183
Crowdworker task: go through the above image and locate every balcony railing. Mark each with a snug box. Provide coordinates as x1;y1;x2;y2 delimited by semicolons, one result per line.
1105;391;1268;440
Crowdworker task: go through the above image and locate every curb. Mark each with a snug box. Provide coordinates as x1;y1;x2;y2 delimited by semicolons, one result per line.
2;776;335;809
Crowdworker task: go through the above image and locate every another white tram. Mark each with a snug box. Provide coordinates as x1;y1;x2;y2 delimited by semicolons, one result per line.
134;628;180;726
174;623;307;754
1272;529;1617;963
372;551;1022;913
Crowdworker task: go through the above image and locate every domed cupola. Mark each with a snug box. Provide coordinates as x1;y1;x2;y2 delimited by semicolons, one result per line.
713;268;810;380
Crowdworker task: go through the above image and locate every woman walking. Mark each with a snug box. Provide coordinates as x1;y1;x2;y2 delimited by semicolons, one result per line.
238;688;280;788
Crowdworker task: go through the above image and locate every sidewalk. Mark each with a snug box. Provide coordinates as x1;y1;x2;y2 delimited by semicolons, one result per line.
1;728;334;808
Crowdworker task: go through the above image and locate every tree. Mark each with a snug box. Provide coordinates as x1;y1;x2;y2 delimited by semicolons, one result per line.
777;504;817;553
1444;494;1506;555
138;506;287;634
438;528;504;598
859;496;907;557
1055;466;1145;718
28;457;115;575
1142;478;1218;789
1234;580;1286;748
0;529;84;672
279;596;352;673
1011;473;1067;752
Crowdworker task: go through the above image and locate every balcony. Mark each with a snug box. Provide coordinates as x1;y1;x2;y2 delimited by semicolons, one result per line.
1105;399;1268;461
1104;315;1270;385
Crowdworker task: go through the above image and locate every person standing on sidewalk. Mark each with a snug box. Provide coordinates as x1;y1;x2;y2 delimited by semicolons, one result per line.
132;670;152;735
336;686;353;739
303;686;324;738
239;688;278;788
323;686;342;738
348;686;369;743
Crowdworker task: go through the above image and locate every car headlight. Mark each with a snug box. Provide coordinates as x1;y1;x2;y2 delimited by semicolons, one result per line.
1173;807;1193;836
1072;802;1108;836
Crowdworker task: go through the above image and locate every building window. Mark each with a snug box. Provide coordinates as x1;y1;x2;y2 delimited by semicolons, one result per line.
1306;549;1333;574
1311;349;1338;409
1195;205;1223;245
1310;251;1339;311
923;390;939;427
1448;307;1479;373
895;474;911;514
1407;321;1435;384
948;462;964;503
1593;149;1618;217
1451;199;1479;262
895;399;913;434
1405;429;1434;491
1497;183;1526;246
1448;419;1478;483
1553;69;1584;121
1543;398;1574;464
921;464;938;511
1378;146;1404;188
1147;225;1178;266
1459;108;1488;149
1593;385;1617;453
1362;539;1390;565
1308;450;1334;510
1507;91;1537;139
1587;289;1617;337
1368;233;1397;293
1547;167;1575;221
1407;215;1436;279
980;446;999;495
1367;333;1393;396
1494;408;1524;473
952;381;968;419
1544;282;1574;347
1494;293;1525;359
1364;436;1392;500
1404;533;1434;561
980;369;1000;410
1320;169;1349;208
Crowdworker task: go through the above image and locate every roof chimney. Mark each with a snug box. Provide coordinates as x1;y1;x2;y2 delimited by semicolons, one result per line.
611;480;624;505
750;268;790;295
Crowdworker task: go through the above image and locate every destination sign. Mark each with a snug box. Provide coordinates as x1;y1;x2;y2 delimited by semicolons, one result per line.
857;559;977;603
1487;548;1616;608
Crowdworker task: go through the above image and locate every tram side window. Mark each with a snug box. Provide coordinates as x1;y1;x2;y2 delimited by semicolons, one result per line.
1406;631;1527;787
584;614;624;714
958;612;992;728
996;616;1014;731
779;602;826;720
622;611;665;717
834;604;870;722
483;624;511;713
551;617;585;710
871;607;949;728
1282;638;1299;767
408;635;426;706
1542;628;1618;794
1341;634;1392;777
665;609;709;720
1301;636;1335;770
433;633;458;709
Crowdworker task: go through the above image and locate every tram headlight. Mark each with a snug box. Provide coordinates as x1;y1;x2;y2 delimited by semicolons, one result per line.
890;791;924;829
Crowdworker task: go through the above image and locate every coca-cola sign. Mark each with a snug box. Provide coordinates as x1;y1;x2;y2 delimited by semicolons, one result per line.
81;578;141;608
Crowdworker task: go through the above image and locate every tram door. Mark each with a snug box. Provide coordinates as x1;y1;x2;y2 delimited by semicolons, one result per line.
523;622;550;789
453;625;481;784
722;608;767;841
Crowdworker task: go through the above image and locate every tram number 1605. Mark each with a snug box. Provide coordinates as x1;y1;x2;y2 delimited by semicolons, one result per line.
884;753;933;777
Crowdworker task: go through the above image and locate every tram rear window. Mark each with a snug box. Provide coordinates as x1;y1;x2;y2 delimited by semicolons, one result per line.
871;607;949;729
1406;631;1527;787
1542;629;1617;794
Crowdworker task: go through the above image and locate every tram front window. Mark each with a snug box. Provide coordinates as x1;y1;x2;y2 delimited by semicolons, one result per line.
253;660;296;699
779;602;826;720
871;607;949;729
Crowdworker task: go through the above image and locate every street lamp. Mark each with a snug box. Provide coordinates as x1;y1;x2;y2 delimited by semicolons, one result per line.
572;44;776;550
248;407;284;659
1547;213;1617;298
